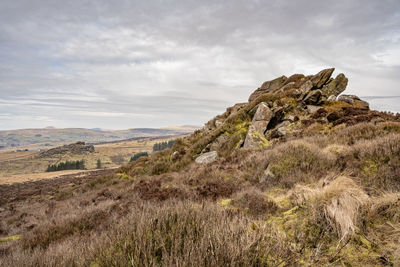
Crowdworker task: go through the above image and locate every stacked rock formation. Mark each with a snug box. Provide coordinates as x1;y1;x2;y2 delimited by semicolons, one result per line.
244;68;354;148
194;68;391;163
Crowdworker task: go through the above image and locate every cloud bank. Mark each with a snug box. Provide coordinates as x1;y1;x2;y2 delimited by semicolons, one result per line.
1;0;399;130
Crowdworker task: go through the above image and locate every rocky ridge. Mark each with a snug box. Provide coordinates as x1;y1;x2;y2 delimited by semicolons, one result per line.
39;141;95;158
195;68;378;161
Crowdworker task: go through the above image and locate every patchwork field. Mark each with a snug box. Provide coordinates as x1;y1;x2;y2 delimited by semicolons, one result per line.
0;135;184;184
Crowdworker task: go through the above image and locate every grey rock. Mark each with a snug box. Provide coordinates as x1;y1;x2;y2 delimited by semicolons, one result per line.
307;105;323;114
252;102;273;134
248;75;287;102
243;125;269;149
310;68;335;88
299;80;313;94
268;121;290;139
322;73;348;97
195;151;218;164
327;95;337;101
279;82;296;92
304;89;322;105
337;94;360;104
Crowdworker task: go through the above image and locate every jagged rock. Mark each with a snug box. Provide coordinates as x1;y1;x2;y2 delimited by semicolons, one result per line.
243;125;270;149
249;75;287;102
327;95;337;101
310;68;335;88
268;121;290;138
260;164;275;183
307;105;323;114
278;82;296;92
195;151;218;164
304;89;322;105
337;94;360;104
299;80;313;94
252;102;273;133
322;73;348;97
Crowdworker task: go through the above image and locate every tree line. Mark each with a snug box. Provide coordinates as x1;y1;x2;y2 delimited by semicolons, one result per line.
130;152;149;162
153;140;175;152
46;160;85;172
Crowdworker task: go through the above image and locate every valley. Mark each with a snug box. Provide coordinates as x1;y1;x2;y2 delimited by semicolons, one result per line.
0;135;184;184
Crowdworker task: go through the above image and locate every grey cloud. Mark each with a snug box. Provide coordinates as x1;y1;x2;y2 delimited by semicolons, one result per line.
0;0;399;130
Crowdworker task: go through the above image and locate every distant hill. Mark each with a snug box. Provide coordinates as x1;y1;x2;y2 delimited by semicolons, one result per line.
0;126;199;149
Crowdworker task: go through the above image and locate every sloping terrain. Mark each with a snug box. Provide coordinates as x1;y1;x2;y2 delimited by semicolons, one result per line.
1;68;400;266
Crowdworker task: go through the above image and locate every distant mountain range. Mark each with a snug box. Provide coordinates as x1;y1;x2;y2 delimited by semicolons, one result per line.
0;125;200;149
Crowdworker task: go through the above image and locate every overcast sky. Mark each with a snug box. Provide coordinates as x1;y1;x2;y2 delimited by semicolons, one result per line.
0;0;399;130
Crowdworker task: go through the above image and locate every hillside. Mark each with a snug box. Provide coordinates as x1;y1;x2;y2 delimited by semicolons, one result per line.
0;126;199;149
1;68;400;266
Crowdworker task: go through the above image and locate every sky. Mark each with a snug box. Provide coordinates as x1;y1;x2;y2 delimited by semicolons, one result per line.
0;0;399;130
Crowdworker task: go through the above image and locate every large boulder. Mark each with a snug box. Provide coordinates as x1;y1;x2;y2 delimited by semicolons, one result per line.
243;125;270;149
338;95;370;109
252;102;273;133
322;73;348;97
195;151;218;164
249;75;287;102
337;94;360;104
310;68;335;88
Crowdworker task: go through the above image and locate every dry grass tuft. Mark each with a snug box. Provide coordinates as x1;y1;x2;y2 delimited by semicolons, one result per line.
292;176;369;238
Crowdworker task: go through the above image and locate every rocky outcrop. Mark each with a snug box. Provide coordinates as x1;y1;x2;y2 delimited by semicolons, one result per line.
39;142;94;157
248;75;287;102
243;125;270;149
252;102;273;133
322;73;348;97
195;67;396;158
243;102;273;149
310;68;335;88
195;151;218;164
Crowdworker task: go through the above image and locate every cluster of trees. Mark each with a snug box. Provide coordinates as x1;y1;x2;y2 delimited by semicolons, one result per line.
46;160;85;172
153;140;175;152
130;152;148;162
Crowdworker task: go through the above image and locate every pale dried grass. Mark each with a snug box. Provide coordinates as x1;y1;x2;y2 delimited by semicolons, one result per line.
291;176;369;238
